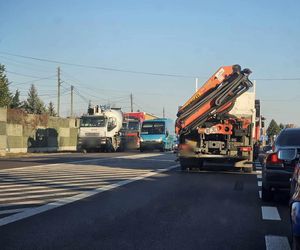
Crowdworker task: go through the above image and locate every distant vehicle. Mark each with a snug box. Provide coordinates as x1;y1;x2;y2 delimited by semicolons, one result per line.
121;118;141;150
140;118;175;152
77;106;123;152
173;137;179;154
121;112;157;150
258;144;273;165
262;128;300;201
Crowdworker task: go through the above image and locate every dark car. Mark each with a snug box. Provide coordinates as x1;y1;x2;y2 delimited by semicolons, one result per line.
287;150;300;249
262;128;300;201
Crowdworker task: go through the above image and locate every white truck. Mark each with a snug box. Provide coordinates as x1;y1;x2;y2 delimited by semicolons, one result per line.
77;106;123;152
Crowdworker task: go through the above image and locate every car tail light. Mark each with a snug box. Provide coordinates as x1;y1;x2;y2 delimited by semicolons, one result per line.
266;152;283;165
239;146;252;152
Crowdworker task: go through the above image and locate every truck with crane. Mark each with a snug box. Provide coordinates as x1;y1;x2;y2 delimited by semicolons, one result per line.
77;105;123;152
176;65;255;172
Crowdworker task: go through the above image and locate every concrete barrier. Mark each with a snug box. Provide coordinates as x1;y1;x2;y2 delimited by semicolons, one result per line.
0;108;79;154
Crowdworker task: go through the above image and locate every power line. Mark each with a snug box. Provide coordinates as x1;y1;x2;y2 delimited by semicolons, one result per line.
0;51;197;78
6;70;56;79
3;52;300;81
10;75;56;86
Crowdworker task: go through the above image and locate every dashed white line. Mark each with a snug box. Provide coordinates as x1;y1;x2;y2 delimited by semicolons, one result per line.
257;174;262;179
259;190;262;199
258;181;262;187
261;206;281;221
115;153;163;159
265;235;290;250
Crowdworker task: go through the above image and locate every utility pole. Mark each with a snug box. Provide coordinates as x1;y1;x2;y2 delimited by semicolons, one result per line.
195;77;199;92
163;107;165;118
71;85;74;117
130;93;133;112
57;67;61;117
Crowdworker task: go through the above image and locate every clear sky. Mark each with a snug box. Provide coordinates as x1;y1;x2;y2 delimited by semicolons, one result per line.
0;0;299;125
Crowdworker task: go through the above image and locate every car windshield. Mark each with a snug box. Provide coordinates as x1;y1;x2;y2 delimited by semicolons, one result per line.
128;121;139;131
141;122;165;135
276;130;300;147
80;117;106;127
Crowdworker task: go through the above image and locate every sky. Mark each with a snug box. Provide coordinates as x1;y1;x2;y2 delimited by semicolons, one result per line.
0;0;299;125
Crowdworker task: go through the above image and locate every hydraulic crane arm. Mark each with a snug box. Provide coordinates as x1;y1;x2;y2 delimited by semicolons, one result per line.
176;65;253;135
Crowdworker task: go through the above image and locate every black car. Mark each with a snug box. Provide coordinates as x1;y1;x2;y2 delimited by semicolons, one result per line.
262;128;300;201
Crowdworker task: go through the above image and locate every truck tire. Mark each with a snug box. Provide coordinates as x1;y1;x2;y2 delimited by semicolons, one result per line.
262;185;273;202
179;158;190;171
140;147;144;152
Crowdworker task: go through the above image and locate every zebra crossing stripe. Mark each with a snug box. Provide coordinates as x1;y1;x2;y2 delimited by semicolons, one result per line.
0;164;179;227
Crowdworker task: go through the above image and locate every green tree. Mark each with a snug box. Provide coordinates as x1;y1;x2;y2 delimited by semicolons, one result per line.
267;119;281;140
279;123;285;130
10;89;22;109
47;101;57;116
0;64;12;107
24;84;46;114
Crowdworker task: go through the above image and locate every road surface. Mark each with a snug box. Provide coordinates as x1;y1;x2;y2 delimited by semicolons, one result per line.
0;152;292;250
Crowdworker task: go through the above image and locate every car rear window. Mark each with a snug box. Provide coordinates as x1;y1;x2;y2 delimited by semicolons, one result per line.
276;130;300;147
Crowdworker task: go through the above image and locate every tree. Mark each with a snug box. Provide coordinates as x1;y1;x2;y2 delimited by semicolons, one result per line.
0;64;12;107
267;119;281;141
10;89;22;109
279;123;285;130
24;84;46;114
47;101;57;116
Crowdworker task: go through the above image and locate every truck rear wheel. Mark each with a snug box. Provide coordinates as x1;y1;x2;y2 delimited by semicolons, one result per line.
243;166;253;173
179;158;191;171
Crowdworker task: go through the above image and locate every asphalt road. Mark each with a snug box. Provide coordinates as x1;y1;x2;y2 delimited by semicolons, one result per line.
0;152;292;250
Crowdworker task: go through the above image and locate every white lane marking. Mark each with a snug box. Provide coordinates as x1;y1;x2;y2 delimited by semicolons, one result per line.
256;166;262;170
115;153;163;159
0;173;144;183
0;200;46;208
259;191;262;199
0;153;164;172
0;191;80;203
0;187;77;197
0;164;179;227
265;235;290;250
256;170;262;174
0;158;106;172
139;159;175;162
0;208;26;215
257;174;262;179
261;206;281;220
258;181;262;187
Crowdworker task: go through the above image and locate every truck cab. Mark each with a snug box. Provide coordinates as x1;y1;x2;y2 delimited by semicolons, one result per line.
77;106;123;152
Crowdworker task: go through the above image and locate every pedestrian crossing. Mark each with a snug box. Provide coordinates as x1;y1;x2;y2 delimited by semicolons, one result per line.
0;155;177;226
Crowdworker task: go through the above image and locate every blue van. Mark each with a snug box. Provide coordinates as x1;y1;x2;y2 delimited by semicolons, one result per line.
140;118;175;152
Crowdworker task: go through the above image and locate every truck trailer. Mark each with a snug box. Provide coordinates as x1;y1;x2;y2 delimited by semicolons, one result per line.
176;65;255;172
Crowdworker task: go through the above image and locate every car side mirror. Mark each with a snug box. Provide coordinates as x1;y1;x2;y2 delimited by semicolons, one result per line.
278;149;297;161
